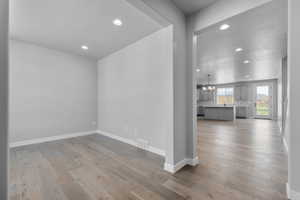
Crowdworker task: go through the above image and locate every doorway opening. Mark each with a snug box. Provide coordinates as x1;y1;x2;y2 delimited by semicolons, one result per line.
254;83;273;119
193;0;288;199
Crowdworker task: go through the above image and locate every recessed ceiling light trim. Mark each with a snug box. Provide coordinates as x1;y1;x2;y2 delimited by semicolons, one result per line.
113;18;123;26
81;45;89;50
235;48;243;52
219;24;230;30
243;60;250;64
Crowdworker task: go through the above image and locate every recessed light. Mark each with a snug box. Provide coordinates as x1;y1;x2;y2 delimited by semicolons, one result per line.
81;45;88;50
235;48;243;52
196;69;201;72
243;60;250;64
113;19;123;26
219;24;230;30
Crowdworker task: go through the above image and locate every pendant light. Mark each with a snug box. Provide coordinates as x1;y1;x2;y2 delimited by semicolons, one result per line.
202;74;215;91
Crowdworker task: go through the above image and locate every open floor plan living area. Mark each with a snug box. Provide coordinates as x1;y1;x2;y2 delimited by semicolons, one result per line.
1;0;300;200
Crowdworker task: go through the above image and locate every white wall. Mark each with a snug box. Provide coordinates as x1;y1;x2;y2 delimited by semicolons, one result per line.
127;0;188;167
288;0;300;197
9;40;98;143
97;27;173;154
278;61;283;130
282;57;288;141
0;0;9;198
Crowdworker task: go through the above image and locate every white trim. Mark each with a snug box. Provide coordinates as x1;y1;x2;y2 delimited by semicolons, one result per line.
287;183;291;199
164;159;188;174
97;130;166;157
287;183;300;200
283;137;289;153
10;130;97;148
187;156;199;166
164;157;199;174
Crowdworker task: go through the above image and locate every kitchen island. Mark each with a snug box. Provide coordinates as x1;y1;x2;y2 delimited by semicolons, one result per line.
203;105;236;121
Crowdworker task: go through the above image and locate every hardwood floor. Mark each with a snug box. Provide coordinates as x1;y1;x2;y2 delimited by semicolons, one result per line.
10;119;288;200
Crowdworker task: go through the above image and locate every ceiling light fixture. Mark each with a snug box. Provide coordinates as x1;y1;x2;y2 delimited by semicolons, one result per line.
201;74;215;91
219;24;230;30
243;60;250;64
113;19;123;26
235;48;243;52
196;69;201;72
81;45;89;50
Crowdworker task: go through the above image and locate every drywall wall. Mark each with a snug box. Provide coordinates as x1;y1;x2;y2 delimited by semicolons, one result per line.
278;64;283;130
282;57;288;142
138;0;187;165
0;0;9;198
288;0;300;197
9;40;98;143
126;0;188;167
186;0;275;161
97;26;173;154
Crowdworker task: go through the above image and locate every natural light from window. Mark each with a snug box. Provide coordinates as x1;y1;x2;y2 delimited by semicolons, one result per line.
217;87;234;105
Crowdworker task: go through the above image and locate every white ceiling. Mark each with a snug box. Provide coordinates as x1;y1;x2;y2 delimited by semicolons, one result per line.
172;0;219;15
9;0;162;59
196;0;287;85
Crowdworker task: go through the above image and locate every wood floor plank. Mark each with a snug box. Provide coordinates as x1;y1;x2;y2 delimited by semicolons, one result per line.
15;148;44;200
9;119;288;200
38;143;93;200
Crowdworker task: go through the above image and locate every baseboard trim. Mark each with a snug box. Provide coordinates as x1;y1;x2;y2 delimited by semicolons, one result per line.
97;130;166;157
287;183;300;200
164;157;199;174
283;137;289;153
287;183;291;199
187;156;199;166
10;130;97;148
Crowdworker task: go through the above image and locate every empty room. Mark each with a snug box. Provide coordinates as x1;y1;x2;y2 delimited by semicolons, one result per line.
9;0;175;199
1;0;300;200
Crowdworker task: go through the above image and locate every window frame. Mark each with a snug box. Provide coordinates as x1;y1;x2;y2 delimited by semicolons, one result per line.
216;86;235;105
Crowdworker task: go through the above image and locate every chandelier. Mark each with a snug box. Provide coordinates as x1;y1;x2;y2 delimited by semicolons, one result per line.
201;74;215;91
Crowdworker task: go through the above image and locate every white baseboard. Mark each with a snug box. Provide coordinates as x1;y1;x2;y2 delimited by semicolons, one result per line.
10;130;97;148
283;137;289;153
187;156;199;166
97;130;166;157
164;157;199;174
287;183;300;200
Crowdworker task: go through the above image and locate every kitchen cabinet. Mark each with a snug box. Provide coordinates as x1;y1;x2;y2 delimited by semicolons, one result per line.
204;106;236;121
198;90;215;102
236;106;249;118
235;85;248;101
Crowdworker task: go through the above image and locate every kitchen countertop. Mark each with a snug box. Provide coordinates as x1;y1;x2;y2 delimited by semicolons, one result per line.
202;105;235;108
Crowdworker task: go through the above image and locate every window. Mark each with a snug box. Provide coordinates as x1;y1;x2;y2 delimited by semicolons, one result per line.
217;87;234;105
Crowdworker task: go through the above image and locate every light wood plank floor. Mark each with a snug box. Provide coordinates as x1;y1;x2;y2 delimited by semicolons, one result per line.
10;119;288;200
